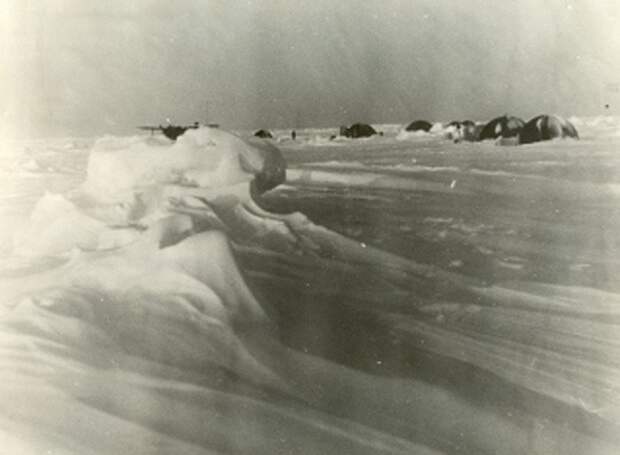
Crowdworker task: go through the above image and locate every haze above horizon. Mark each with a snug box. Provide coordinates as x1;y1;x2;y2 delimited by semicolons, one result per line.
2;0;620;138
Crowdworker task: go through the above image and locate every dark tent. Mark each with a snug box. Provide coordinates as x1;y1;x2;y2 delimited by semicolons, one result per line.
519;115;579;144
405;120;433;132
254;129;274;139
459;120;483;141
447;120;476;129
447;120;480;142
341;123;377;138
478;115;525;141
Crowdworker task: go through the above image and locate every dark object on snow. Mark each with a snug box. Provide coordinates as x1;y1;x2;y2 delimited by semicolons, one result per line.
254;129;274;139
447;120;480;142
138;122;200;141
519;115;579;144
448;120;476;129
460;120;480;141
478;115;525;141
244;137;287;195
405;120;433;132
161;125;191;140
340;123;377;138
291;130;296;140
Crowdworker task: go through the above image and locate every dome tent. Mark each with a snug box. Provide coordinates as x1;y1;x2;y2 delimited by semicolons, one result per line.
446;120;480;142
340;123;377;138
519;115;578;144
478;115;525;141
254;129;274;139
405;120;433;132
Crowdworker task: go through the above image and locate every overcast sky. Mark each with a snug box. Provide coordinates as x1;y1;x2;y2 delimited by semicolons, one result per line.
2;0;620;137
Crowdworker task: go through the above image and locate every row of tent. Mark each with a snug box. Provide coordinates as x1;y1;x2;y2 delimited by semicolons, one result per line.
254;115;579;144
449;115;578;144
335;114;579;144
253;114;578;145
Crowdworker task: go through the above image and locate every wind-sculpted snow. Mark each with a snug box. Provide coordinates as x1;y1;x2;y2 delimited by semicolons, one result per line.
2;123;620;454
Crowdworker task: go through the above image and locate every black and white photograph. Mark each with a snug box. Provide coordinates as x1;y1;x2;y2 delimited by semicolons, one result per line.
1;1;619;453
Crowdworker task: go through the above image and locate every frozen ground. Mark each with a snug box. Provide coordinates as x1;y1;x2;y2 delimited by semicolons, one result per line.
1;118;619;454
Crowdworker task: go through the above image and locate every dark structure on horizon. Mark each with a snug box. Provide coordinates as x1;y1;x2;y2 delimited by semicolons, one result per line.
447;120;476;129
405;120;433;132
519;115;579;144
478;115;525;141
254;129;274;139
447;120;481;142
340;123;377;138
138;122;200;140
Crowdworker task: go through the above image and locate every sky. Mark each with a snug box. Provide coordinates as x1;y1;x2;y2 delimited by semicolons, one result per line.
2;0;620;137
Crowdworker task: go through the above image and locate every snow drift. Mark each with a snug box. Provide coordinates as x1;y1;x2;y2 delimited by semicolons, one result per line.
1;124;620;454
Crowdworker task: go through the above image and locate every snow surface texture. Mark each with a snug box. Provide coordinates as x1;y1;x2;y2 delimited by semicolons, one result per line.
1;122;620;454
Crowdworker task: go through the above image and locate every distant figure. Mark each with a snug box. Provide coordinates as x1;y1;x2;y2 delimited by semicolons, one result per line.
519;115;579;144
605;104;610;109
340;123;377;138
291;130;297;140
405;120;433;132
478;115;524;141
254;129;274;139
